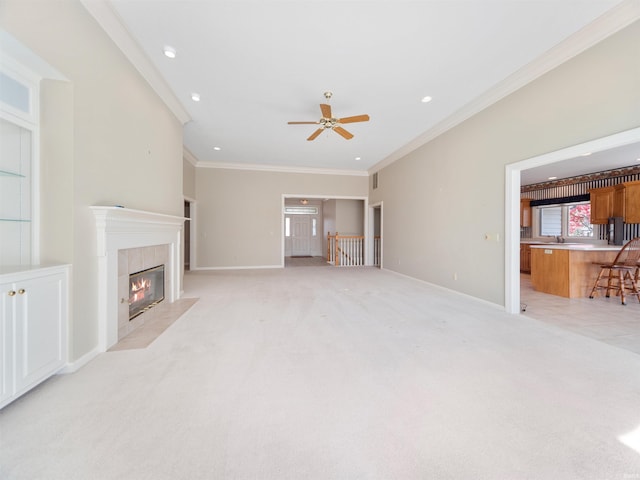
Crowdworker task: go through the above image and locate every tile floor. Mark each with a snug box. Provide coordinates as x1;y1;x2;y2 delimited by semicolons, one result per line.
108;297;198;351
284;255;330;267
520;273;640;355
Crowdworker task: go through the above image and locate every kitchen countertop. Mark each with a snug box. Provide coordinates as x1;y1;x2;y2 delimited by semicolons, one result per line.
528;243;622;251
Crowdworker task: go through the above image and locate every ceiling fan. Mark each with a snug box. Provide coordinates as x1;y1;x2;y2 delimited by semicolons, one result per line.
288;92;370;141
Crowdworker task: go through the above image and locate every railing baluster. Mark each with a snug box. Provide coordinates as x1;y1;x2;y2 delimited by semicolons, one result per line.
326;233;366;267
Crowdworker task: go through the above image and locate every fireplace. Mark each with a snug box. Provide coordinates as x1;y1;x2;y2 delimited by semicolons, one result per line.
129;265;165;320
91;206;184;351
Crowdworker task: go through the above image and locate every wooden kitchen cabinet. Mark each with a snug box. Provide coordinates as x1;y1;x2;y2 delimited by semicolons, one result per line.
530;246;618;298
520;243;532;273
589;186;614;224
612;180;640;223
0;265;69;409
520;199;532;227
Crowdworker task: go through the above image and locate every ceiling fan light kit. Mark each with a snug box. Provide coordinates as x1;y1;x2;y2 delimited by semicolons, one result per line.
288;92;370;141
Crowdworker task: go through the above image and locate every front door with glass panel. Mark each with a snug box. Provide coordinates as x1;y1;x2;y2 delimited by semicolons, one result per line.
291;215;311;256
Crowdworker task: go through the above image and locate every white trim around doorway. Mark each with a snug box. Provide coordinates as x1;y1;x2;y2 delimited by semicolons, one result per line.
281;194;370;267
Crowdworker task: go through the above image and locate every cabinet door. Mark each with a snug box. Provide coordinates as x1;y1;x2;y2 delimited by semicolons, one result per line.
14;272;65;396
524;244;531;273
520;199;532;227
623;182;640;223
0;118;33;266
0;281;15;405
590;187;614;224
612;185;625;218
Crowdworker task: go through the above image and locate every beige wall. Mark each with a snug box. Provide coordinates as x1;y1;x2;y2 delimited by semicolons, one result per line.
324;199;365;236
39;79;74;265
183;158;196;199
322;199;336;256
370;20;640;305
1;0;184;360
335;199;364;235
195;168;367;267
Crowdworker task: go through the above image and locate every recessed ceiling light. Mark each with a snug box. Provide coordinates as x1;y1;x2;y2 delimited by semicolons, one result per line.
580;152;592;156
213;146;221;151
421;96;432;103
355;157;361;161
163;46;176;59
191;93;200;102
548;176;558;180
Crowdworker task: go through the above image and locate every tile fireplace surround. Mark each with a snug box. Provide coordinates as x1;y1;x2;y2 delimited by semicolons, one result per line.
119;245;169;342
91;206;185;351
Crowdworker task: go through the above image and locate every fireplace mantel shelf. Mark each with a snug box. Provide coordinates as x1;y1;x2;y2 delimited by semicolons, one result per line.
90;206;187;257
90;205;186;219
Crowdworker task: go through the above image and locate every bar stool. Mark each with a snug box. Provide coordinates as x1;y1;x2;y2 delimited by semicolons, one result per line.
589;237;640;305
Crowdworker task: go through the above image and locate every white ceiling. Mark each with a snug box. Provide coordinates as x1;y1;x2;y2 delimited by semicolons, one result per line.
96;0;631;175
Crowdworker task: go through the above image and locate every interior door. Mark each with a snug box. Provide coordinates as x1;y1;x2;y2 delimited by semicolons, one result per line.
291;215;311;256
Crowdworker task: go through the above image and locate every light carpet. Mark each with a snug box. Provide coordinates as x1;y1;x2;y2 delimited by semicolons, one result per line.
1;266;640;479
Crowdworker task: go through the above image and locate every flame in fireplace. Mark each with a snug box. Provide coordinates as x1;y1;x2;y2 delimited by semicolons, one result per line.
130;277;151;304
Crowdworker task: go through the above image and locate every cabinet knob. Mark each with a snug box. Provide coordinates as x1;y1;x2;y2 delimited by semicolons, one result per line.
18;289;26;295
8;290;16;297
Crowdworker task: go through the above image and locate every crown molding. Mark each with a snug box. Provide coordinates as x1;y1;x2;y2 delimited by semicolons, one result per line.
368;0;640;175
196;161;368;177
183;147;199;167
80;0;191;125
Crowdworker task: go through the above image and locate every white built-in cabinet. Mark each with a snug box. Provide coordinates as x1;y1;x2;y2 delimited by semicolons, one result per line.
0;265;69;409
1;55;38;267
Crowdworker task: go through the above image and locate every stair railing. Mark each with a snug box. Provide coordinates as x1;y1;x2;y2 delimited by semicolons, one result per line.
327;232;365;266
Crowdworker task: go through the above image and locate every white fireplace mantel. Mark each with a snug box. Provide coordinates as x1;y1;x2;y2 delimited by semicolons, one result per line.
91;206;185;351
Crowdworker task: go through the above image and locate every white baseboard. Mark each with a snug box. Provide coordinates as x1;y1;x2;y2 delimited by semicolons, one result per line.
382;267;504;311
58;346;101;374
190;264;283;271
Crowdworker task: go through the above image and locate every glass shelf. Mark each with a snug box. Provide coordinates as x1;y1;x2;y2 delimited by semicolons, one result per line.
0;169;26;178
0;218;31;223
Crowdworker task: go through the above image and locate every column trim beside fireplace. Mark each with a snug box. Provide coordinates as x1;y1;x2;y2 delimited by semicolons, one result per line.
91;206;185;351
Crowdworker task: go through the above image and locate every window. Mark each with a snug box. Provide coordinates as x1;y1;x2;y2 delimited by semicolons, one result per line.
285;217;290;237
284;206;318;215
538;202;593;238
540;206;562;236
568;204;593;237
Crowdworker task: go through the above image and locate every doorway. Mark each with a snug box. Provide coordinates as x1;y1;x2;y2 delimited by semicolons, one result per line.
282;195;369;267
505;127;640;314
184;199;194;271
368;203;382;267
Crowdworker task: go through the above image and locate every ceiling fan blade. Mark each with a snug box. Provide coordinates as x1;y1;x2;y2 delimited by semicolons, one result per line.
320;103;332;118
307;129;324;141
338;114;370;124
288;121;319;124
333;126;354;140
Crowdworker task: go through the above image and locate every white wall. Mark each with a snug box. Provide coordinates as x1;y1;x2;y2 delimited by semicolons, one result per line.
1;0;184;360
369;20;640;306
